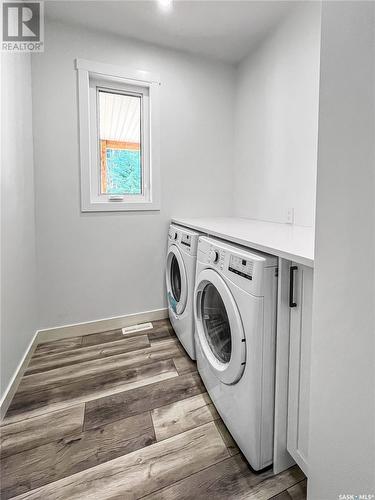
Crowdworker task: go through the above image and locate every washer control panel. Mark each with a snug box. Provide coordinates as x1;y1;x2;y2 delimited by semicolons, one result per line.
228;255;254;281
168;224;199;256
168;227;179;242
181;233;191;248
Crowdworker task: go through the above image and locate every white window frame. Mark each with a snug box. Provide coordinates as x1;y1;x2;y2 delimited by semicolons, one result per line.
76;58;160;212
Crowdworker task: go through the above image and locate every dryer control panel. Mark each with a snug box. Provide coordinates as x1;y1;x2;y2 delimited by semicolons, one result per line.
228;255;254;281
197;236;277;296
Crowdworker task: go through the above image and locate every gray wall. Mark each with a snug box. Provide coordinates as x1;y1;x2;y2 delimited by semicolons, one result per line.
234;3;321;227
308;2;375;498
1;54;38;399
32;21;235;329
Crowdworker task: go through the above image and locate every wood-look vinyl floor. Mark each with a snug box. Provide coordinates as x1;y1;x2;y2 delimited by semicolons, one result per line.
0;319;306;499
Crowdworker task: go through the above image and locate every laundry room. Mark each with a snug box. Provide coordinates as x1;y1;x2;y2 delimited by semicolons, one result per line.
1;2;374;500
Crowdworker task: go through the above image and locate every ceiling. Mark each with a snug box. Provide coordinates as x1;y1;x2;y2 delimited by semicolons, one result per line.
45;0;294;64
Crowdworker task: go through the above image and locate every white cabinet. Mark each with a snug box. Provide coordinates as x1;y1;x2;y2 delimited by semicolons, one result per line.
287;263;313;476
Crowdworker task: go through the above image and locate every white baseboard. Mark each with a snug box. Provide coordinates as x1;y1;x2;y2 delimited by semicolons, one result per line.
0;307;169;422
0;330;39;421
37;308;169;342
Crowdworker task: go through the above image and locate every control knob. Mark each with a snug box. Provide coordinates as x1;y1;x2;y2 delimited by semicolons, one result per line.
211;250;220;263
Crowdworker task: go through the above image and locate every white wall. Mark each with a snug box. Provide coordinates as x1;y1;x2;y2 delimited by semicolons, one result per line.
234;3;321;227
0;54;38;399
308;2;375;499
32;21;235;329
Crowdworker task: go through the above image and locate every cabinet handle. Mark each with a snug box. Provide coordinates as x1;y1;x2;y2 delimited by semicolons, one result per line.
289;266;298;308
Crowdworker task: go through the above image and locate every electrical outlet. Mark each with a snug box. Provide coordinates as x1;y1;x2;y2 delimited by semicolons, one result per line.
287;207;295;224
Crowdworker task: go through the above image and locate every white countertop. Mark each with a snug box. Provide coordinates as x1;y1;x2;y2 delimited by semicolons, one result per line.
171;217;315;267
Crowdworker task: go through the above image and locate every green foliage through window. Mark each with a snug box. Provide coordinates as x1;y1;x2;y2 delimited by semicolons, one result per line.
105;148;141;194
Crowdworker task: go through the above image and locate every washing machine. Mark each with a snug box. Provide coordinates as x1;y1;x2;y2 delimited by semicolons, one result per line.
194;236;278;470
166;224;200;359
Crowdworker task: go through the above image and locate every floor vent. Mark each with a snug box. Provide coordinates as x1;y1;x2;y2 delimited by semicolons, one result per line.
122;322;153;335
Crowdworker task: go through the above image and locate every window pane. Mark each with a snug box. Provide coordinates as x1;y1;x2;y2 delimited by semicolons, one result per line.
98;90;142;195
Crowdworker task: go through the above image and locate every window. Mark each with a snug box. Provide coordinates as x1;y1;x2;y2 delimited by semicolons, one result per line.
99;90;142;195
76;59;160;211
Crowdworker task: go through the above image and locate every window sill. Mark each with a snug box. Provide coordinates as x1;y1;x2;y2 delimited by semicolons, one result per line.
81;200;160;212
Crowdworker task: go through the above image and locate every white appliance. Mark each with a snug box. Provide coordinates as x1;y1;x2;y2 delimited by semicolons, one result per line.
194;236;278;470
166;224;200;359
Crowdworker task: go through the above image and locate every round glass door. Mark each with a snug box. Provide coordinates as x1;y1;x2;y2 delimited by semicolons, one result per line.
194;268;246;385
170;255;181;302
201;283;231;363
166;245;187;316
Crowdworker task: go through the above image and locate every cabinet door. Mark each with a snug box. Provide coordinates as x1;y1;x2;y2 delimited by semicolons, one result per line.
287;263;313;476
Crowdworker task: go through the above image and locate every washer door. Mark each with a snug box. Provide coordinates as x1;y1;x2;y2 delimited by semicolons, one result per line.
195;269;246;385
166;245;188;315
